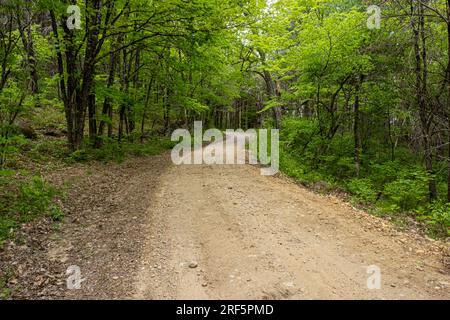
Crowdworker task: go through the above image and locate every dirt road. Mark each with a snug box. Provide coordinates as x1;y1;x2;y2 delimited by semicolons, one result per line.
132;134;450;299
3;134;449;299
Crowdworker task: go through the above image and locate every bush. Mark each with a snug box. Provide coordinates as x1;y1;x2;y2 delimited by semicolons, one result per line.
0;175;62;244
0;135;27;168
383;172;428;212
333;156;356;179
280;152;305;180
280;152;325;185
68;149;90;162
369;161;403;186
417;202;450;237
27;139;69;162
281;117;318;151
16;176;60;221
346;178;377;204
67;137;175;164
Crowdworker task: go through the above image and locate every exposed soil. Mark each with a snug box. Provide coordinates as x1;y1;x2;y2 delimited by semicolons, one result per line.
0;156;169;299
1;135;449;299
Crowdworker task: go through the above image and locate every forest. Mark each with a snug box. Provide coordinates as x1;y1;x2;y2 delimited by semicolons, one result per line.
1;0;450;251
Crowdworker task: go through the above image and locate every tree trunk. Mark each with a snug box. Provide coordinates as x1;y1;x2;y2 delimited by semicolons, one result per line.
88;93;97;145
98;49;118;140
17;6;39;95
262;70;282;129
413;2;437;200
354;87;361;177
446;0;450;202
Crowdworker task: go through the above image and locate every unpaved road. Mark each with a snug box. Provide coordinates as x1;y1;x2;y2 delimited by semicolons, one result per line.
133;162;450;299
2;134;449;299
132;134;450;300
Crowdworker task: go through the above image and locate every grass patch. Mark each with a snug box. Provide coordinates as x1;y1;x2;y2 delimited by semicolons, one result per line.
0;172;63;246
67;137;176;164
0;269;12;300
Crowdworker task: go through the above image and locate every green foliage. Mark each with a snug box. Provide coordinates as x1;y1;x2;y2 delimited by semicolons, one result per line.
383;174;429;212
417;202;450;237
26;139;70;162
0;135;27;168
0;269;12;300
67;137;175;164
48;205;64;222
15;176;59;220
182;98;210;115
346;178;377;204
0;217;16;247
280;151;325;186
279;116;447;236
0;174;62;244
281;117;318;150
67;149;90;163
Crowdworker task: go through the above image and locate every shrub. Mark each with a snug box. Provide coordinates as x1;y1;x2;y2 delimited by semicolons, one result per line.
346;178;377;204
383;174;428;211
27;139;69;161
0;175;62;244
16;176;59;221
333;156;355;179
67;149;90;162
0;135;27;168
281;117;318;150
280;152;305;180
417;202;450;237
369;161;403;186
67;137;175;164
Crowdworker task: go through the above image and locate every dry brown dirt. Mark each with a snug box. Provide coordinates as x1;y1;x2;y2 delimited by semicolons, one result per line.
132;160;450;300
1;135;450;300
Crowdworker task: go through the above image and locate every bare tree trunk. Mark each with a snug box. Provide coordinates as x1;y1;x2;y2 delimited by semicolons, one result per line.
98;49;118;140
445;0;450;202
88;93;97;145
413;2;437;200
50;10;75;150
17;5;39;95
262;70;282;129
141;77;153;143
354;83;361;177
83;0;103;147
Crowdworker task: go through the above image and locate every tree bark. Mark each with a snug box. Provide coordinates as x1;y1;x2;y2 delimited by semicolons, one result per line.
98;49;118;140
17;5;39;95
446;0;450;202
413;2;437;200
354;81;361;177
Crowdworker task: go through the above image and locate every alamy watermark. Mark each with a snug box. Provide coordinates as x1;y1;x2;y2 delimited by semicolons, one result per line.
67;5;82;30
366;265;381;289
66;265;83;290
367;5;381;30
170;122;279;176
